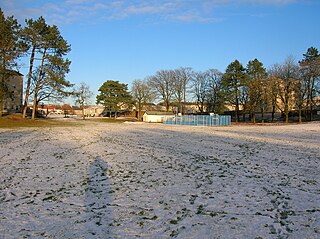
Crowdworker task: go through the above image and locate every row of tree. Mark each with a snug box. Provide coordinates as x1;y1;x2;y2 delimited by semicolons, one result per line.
96;48;319;123
2;9;319;123
124;52;320;123
0;9;74;119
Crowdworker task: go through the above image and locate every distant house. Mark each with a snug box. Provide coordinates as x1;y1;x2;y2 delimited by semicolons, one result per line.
74;105;105;117
1;70;23;114
143;111;175;123
36;104;63;115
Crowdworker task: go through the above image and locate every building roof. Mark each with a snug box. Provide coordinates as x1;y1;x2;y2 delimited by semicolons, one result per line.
144;111;175;115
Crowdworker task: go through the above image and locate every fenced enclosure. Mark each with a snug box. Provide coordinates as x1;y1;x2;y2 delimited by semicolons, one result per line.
163;115;231;126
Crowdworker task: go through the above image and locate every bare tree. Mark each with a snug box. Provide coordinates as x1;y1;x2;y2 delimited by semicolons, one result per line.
131;79;154;121
173;67;192;114
271;57;299;123
293;74;306;123
206;68;225;114
73;82;93;120
266;73;280;123
148;70;175;112
191;71;209;113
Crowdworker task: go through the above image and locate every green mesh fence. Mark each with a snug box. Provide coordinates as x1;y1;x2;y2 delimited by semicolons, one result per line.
163;115;231;126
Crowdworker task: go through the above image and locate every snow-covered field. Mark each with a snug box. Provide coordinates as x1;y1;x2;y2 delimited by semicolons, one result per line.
0;121;319;239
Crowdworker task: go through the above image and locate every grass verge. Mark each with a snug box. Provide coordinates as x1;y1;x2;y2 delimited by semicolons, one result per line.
0;114;82;128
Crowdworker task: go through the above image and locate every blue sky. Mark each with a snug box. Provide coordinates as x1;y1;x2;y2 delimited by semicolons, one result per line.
2;0;320;103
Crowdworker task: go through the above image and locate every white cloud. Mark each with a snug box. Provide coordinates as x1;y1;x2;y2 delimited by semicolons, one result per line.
0;0;309;25
125;4;172;15
172;12;222;23
245;0;297;4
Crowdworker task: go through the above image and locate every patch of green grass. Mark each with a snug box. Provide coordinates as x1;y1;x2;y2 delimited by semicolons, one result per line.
0;114;82;128
90;117;128;124
169;219;178;225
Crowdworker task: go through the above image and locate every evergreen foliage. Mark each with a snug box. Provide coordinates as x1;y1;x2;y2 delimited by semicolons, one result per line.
221;60;247;123
96;80;133;117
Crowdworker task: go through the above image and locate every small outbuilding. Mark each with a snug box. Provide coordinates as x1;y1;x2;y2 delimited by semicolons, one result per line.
143;111;175;123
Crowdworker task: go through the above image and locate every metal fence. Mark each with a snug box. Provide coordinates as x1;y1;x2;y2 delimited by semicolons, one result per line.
163;115;231;126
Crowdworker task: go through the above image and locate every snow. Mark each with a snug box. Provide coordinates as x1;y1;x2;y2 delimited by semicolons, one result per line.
0;122;319;238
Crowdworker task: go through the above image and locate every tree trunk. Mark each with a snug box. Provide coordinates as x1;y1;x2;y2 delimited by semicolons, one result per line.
252;113;256;124
285;111;289;123
0;77;5;117
261;108;264;123
0;101;2;117
31;87;38;120
234;110;238;123
166;100;170;112
235;102;239;123
31;49;46;120
183;80;187;115
284;89;289;123
23;46;36;118
309;78;314;121
235;87;239;123
82;106;85;120
271;104;276;123
138;101;142;121
298;108;302;124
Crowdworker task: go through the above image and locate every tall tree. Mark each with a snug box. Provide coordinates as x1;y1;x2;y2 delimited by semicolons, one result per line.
96;80;132;118
206;68;225;114
26;23;72;120
191;71;209;113
131;79;154;121
149;70;175;112
0;9;25;116
246;59;267;123
222;60;247;122
173;67;192;114
299;47;320;121
271;57;299;123
266;67;281;123
293;72;306;123
73;82;93;120
21;17;50;118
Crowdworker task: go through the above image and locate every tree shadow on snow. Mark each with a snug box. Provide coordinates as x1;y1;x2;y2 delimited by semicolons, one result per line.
85;157;114;238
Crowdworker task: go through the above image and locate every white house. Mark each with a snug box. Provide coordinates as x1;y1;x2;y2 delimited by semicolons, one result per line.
143;111;175;123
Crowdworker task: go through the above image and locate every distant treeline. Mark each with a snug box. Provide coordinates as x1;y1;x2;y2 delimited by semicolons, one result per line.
129;52;320;123
1;9;319;123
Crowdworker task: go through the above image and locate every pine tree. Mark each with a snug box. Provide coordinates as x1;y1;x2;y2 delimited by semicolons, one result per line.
222;60;247;123
0;9;26;116
21;17;72;119
246;59;267;123
299;47;320;121
96;80;133;118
